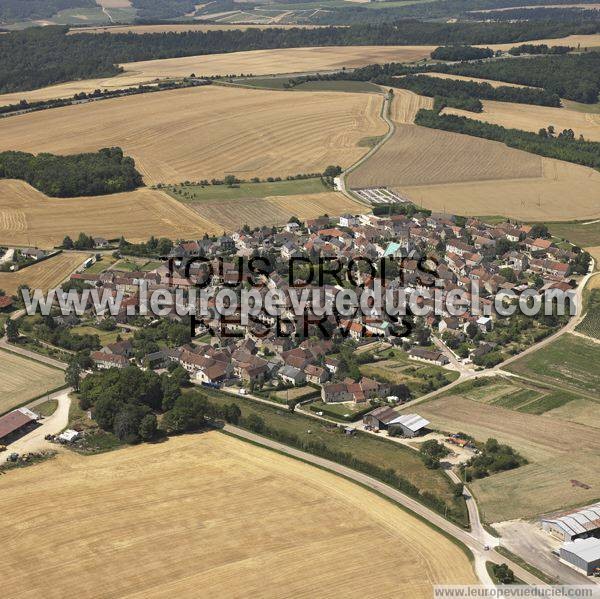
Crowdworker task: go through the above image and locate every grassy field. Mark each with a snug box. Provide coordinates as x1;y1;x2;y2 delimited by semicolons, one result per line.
200;388;466;517
547;221;600;248
443;100;600;142
184;191;367;231
576;288;600;340
0;433;476;596
359;352;459;397
0;349;64;415
0;180;219;247
0;252;89;295
34;399;59;417
414;388;600;522
505;334;600;397
168;178;328;202
273;386;318;401
70;324;131;345
0;86;386;185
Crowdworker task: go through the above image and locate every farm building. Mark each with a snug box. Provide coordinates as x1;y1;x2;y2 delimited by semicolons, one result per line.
541;503;600;542
0;407;39;444
364;407;430;437
408;348;449;366
560;538;600;576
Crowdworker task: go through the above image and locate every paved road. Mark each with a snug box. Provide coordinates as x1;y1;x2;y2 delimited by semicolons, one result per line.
222;424;546;586
2;388;72;462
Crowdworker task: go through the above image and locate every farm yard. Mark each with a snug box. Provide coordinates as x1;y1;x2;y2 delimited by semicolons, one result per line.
0;349;64;415
0;251;90;295
0;180;219;247
443;100;600;142
414;389;600;522
0;86;387;185
0;433;476;597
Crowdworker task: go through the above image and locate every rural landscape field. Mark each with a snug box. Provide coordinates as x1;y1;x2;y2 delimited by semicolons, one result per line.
0;433;476;597
2;7;600;595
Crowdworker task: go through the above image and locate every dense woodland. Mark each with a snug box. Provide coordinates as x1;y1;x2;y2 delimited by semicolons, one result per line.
437;52;600;103
430;45;494;61
3;23;600;94
415;108;600;169
392;74;562;107
507;44;572;55
0;147;143;197
0;0;94;22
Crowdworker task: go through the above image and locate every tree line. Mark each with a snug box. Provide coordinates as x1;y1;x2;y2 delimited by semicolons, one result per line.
436;51;600;103
3;23;600;94
0;147;143;197
392;74;561;108
414;108;600;169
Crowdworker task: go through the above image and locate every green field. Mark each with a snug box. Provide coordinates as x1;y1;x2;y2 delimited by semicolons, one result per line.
84;255;118;274
546;221;600;248
505;334;600;397
359;349;459;397
70;324;131;346
166;178;327;203
198;387;467;523
576;288;600;340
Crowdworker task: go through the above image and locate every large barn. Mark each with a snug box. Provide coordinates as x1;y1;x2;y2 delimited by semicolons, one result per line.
0;407;39;445
541;503;600;542
560;538;600;576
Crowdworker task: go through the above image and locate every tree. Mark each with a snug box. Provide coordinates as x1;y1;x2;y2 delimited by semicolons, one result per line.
113;404;149;444
5;318;18;342
492;563;515;584
323;165;342;178
139;413;158;441
223;174;237;187
65;360;81;391
62;235;74;249
466;321;479;339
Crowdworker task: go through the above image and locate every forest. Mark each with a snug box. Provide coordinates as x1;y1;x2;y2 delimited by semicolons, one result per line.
3;22;600;93
414;108;600;169
0;0;94;22
507;44;573;55
430;45;494;61
0;147;143;197
437;52;600;103
391;74;562;107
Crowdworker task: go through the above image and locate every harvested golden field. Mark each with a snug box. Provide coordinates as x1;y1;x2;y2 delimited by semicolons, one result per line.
347;124;542;188
487;33;600;51
390;88;433;124
422;72;534;89
0;432;476;598
415;394;600;522
443;100;600;142
0;180;219;247
0;86;386;185
187;192;367;230
94;0;131;7
0;349;64;415
0;46;434;107
0;251;89;295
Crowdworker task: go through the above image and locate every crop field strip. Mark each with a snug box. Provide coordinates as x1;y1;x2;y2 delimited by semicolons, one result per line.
0;349;64;415
0;433;476;597
0;86;387;185
0;180;220;247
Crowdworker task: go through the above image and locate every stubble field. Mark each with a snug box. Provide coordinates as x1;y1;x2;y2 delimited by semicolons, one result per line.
347;88;600;220
186;192;368;230
0;251;90;295
0;349;64;415
0;432;476;598
0;180;219;246
0;86;387;185
443;100;600;142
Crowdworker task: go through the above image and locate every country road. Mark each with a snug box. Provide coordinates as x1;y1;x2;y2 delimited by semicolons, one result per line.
222;424;546;586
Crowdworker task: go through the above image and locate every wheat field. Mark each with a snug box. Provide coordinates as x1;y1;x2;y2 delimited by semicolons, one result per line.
0;251;90;295
0;349;64;415
188;191;368;230
0;86;387;185
443;100;600;142
0;432;476;598
0;180;219;247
